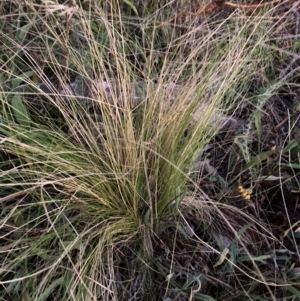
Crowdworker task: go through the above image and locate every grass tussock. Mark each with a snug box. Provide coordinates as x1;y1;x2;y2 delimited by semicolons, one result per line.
0;1;300;300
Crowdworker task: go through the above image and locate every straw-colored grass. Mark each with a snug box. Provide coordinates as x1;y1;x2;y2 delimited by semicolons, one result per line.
0;1;299;300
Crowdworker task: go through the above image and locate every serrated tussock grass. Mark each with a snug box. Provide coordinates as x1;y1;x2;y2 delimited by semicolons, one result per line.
0;1;295;300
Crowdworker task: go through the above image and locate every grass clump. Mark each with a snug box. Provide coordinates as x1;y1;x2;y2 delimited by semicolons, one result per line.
0;1;300;300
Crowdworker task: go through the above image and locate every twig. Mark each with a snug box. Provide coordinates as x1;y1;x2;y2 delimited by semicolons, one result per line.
154;0;287;29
